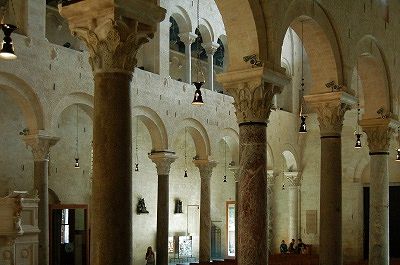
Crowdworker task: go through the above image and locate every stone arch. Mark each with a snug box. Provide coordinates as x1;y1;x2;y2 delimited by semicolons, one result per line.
132;106;169;151
216;34;228;70
50;92;94;132
215;0;267;71
354;157;369;183
172;118;211;160
0;72;44;132
198;18;214;44
275;0;343;94
169;5;192;33
267;142;274;171
221;128;239;165
281;144;299;172
351;35;392;119
48;188;61;204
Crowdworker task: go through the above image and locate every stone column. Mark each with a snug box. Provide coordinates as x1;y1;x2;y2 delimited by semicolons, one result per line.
218;67;288;265
360;118;398;265
202;42;220;91
59;2;165;265
24;132;59;265
305;91;356;265
178;32;197;84
267;170;275;254
193;159;217;262
284;171;301;241
148;151;177;265
229;166;239;258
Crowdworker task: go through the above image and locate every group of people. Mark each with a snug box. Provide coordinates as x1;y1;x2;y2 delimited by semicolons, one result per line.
280;238;307;254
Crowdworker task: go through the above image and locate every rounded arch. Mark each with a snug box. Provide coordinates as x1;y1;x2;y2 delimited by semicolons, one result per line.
170;6;192;34
172;118;211;160
132;106;168;151
215;0;266;71
282;150;298;172
351;35;391;119
275;0;343;93
48;188;61;204
0;72;44;132
354;157;369;183
198;18;214;44
221;128;239;165
50;92;94;132
267;142;274;170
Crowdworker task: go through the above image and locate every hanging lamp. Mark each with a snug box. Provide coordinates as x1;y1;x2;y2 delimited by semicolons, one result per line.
135;118;139;172
299;21;307;133
354;60;362;149
192;0;205;105
223;140;227;183
0;0;18;59
396;127;400;162
184;127;188;177
74;105;80;168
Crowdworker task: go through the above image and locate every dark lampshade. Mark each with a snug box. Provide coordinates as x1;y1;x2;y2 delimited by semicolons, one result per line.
0;24;17;60
396;149;400;162
74;158;80;168
135;163;139;172
299;116;307;133
192;82;204;105
184;170;188;178
355;133;362;149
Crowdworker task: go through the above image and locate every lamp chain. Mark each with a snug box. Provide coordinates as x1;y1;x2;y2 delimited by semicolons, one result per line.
135;118;139;164
300;21;305;117
184;127;187;169
75;105;79;159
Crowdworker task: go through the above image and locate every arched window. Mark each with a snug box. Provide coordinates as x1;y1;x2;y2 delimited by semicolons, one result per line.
192;28;207;61
169;17;185;53
214;38;225;67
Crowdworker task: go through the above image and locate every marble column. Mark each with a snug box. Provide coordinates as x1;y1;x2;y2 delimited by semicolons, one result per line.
284;171;301;241
24;132;59;265
193;159;217;262
360;118;398;265
59;2;165;265
267;170;275;254
218;67;288;265
149;151;177;265
202;42;219;91
179;32;197;84
305;91;356;265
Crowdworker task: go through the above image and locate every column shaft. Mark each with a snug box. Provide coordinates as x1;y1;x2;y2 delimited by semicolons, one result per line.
91;72;133;265
185;44;192;84
319;137;342;265
288;186;299;240
157;174;169;265
369;154;389;265
200;176;211;262
34;159;49;265
238;124;267;265
207;54;214;91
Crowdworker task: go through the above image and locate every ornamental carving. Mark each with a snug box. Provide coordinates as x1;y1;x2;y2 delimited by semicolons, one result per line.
363;126;394;153
72;18;153;73
149;153;177;176
226;81;282;123
24;135;59;162
285;172;301;187
193;160;217;179
312;102;351;136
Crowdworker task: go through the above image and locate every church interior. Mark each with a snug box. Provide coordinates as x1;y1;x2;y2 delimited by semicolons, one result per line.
0;1;399;265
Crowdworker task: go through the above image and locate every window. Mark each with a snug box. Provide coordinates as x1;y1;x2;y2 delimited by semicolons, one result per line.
61;209;70;244
226;201;235;257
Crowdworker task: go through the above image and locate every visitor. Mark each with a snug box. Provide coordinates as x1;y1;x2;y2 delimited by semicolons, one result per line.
145;246;155;265
297;238;307;254
280;240;288;254
288;239;296;253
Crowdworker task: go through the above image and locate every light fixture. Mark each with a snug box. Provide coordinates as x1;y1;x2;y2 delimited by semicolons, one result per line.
0;24;17;59
354;60;362;149
74;105;80;168
223;140;227;183
299;21;307;133
184;127;188;177
135;118;139;172
396;149;400;162
192;0;205;105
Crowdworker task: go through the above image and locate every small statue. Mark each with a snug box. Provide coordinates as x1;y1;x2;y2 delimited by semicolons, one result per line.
174;200;183;214
137;198;149;214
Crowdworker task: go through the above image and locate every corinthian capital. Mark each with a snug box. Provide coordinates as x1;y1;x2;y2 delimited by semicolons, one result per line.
59;0;166;73
217;68;288;124
148;151;177;176
284;171;301;187
305;92;356;136
193;160;217;179
24;131;59;162
360;118;399;153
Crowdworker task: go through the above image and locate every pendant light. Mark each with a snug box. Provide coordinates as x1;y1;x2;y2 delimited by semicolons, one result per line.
223;140;227;183
396;127;400;162
184;127;188;177
0;0;18;59
74;105;80;168
192;0;204;105
135;118;139;172
299;21;307;133
354;60;362;149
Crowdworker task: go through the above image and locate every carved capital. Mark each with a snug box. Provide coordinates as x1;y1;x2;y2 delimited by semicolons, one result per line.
179;32;197;46
202;42;219;56
284;171;301;187
193;160;217;179
217;68;283;123
24;132;59;162
360;118;399;153
267;170;275;186
148;151;177;176
59;0;166;73
305;92;356;136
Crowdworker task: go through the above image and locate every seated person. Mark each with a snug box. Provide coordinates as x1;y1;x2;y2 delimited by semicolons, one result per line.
297;238;307;254
280;240;288;254
288;239;296;253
